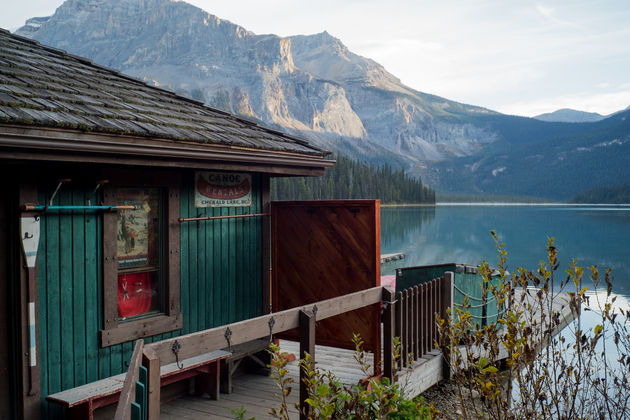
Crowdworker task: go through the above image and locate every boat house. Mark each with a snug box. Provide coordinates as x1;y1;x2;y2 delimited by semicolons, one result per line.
0;27;494;420
0;28;401;419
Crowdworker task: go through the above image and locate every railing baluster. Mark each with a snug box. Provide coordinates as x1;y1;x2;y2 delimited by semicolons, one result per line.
442;273;454;379
413;285;419;361
395;290;402;366
436;277;441;351
402;289;408;366
417;284;425;357
409;287;415;361
424;282;433;354
429;280;437;351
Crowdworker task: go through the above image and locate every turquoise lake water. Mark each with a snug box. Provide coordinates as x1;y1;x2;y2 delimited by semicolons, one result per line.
380;204;630;301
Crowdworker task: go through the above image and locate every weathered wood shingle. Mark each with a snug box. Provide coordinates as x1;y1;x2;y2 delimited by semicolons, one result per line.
0;29;328;157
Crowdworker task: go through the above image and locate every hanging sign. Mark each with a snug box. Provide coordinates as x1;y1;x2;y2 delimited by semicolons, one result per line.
195;172;252;208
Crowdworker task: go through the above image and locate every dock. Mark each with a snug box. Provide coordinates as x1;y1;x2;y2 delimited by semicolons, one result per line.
161;340;367;419
158;288;577;418
381;252;406;263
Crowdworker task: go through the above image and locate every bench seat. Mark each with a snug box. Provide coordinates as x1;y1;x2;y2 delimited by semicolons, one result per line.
46;349;230;420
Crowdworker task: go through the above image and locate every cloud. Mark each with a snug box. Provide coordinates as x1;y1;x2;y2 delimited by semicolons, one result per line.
535;3;578;27
536;4;556;20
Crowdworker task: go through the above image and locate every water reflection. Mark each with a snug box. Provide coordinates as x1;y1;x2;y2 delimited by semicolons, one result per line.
381;205;630;298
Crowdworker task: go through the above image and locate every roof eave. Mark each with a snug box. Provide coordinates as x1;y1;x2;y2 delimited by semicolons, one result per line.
0;125;335;177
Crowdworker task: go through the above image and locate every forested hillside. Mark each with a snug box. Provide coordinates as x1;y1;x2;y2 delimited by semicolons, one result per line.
570;184;630;204
271;154;435;204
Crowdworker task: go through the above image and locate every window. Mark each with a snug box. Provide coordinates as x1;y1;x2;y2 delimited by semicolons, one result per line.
100;172;181;347
116;187;162;319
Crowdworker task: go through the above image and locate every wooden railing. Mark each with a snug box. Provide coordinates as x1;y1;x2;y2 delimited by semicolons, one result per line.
396;272;454;368
114;276;454;419
114;339;154;420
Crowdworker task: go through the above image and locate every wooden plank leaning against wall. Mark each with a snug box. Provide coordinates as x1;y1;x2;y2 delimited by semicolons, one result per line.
17;180;40;419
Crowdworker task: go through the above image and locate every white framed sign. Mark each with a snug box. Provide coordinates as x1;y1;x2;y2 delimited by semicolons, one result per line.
195;171;252;208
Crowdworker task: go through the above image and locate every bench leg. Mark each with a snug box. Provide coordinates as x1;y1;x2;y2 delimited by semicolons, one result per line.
67;399;93;420
195;361;221;400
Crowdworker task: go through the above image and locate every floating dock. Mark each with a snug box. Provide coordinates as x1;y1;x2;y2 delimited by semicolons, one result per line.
380;252;406;263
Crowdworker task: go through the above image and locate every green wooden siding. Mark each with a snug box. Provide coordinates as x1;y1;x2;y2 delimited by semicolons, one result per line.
37;173;263;418
179;173;263;332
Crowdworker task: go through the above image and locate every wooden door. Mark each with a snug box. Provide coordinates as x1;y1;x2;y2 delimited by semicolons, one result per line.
271;200;381;365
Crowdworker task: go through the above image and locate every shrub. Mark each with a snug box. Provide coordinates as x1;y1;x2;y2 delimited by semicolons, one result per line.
264;335;434;419
437;231;630;419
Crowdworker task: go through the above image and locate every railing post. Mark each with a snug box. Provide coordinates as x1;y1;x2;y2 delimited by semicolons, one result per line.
114;339;144;420
142;347;160;420
299;310;315;420
382;287;396;382
442;272;454;379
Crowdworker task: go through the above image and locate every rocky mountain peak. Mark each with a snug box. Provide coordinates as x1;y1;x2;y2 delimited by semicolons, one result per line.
18;0;586;195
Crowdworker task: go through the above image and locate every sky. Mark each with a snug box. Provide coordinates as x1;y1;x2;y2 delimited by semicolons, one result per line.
2;0;630;117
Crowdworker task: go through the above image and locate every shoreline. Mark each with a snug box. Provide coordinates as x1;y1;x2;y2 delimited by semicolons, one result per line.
381;202;630;207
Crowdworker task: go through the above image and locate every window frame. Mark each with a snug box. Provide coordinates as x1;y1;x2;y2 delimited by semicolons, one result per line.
99;171;181;347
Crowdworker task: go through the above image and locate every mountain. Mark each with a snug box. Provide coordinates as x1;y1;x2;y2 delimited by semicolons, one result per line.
13;0;630;200
435;109;630;199
14;0;501;166
534;108;606;123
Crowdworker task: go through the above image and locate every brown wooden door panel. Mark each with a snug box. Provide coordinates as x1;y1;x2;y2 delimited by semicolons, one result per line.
271;200;381;366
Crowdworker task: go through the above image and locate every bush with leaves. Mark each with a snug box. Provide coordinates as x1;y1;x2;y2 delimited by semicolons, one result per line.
437;231;630;419
262;335;433;420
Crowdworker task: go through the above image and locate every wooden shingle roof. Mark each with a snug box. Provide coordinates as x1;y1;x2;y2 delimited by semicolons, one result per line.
0;29;331;167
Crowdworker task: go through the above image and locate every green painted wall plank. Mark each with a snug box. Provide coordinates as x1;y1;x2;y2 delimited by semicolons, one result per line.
85;201;99;384
229;207;236;323
243;209;251;320
253;180;262;316
45;195;61;395
213;205;221;327
197;208;206;330
59;191;75;390
180;185;190;334
234;208;241;321
209;209;216;328
110;342;122;376
188;191;198;333
220;207;229;325
72;190;87;387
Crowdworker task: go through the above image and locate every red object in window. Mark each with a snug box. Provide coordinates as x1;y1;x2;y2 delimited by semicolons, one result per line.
118;272;151;317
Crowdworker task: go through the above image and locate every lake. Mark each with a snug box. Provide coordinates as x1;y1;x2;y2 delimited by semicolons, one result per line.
380;204;630;302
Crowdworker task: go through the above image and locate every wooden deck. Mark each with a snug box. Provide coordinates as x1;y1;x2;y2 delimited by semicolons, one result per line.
160;340;368;419
158;288;578;419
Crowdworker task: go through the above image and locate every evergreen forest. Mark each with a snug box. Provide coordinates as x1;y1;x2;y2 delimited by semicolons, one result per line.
271;154;435;204
569;184;630;204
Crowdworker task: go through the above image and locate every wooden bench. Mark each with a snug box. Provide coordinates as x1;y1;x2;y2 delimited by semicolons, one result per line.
221;338;271;394
46;349;230;420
